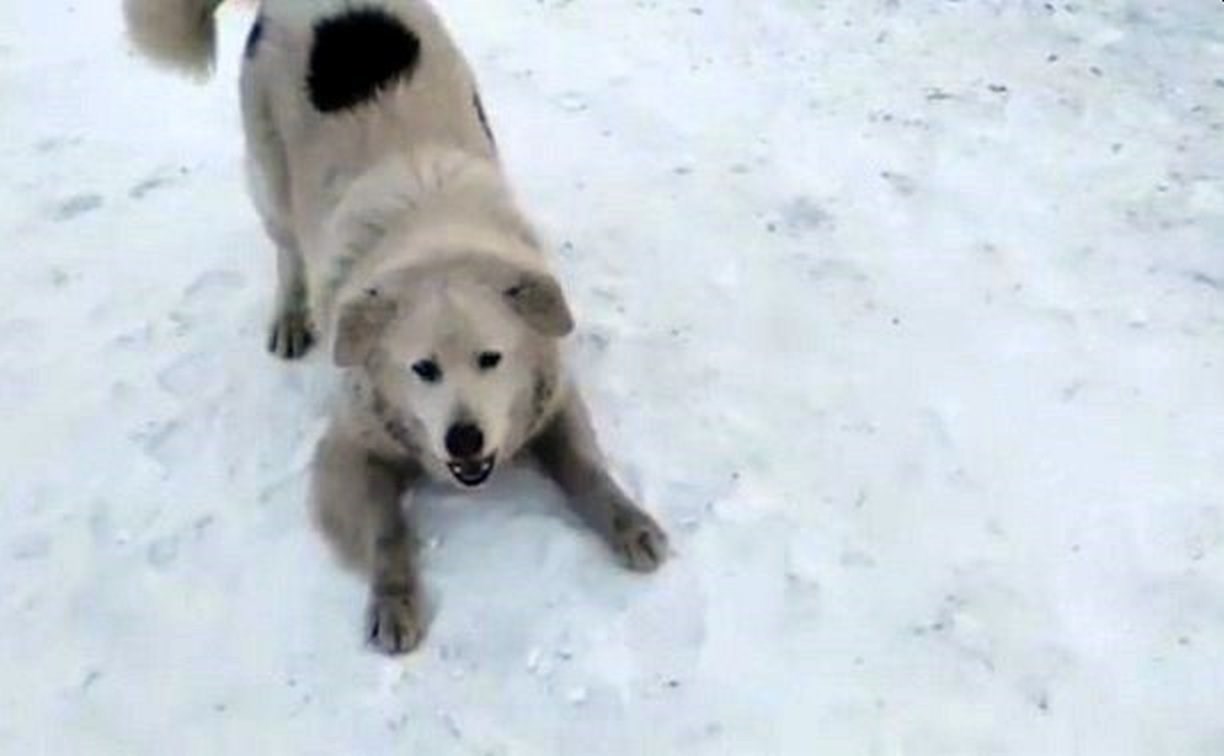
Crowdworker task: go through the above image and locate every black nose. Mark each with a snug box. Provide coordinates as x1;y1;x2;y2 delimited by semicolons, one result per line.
445;422;484;459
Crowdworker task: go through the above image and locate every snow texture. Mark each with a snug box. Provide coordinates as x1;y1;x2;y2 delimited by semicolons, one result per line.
2;1;1224;753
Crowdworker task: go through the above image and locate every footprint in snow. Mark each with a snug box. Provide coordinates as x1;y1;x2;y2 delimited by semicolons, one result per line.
52;193;103;222
129;170;188;200
183;270;245;303
157;351;220;398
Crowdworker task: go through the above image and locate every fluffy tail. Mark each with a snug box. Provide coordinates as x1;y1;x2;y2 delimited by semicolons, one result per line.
123;0;226;74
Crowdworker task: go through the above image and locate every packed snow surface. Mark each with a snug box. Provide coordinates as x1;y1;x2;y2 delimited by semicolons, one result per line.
2;1;1223;753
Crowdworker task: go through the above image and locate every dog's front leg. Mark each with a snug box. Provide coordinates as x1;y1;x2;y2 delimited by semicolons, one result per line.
531;393;669;571
311;429;424;654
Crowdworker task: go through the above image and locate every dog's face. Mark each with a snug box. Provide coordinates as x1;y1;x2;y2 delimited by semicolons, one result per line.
335;260;571;488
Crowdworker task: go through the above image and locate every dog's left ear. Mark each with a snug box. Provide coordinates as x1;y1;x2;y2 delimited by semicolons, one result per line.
504;272;574;338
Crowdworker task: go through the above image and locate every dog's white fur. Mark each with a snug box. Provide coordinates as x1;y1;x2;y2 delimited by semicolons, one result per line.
125;0;669;654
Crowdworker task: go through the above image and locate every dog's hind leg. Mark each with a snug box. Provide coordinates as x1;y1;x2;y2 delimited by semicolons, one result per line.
240;48;315;360
310;427;425;655
531;392;670;572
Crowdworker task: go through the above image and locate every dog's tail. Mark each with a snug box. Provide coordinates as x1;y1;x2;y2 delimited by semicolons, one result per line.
124;0;226;74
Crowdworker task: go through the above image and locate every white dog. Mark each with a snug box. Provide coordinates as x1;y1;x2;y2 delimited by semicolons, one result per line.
125;0;669;654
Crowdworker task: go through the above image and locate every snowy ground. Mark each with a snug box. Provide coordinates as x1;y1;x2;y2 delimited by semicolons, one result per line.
3;0;1224;753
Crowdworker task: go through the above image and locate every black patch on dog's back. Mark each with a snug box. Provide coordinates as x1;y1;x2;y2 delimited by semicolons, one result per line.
245;16;264;58
473;92;496;150
307;8;421;114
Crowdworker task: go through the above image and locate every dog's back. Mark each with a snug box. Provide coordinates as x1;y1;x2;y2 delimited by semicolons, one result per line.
248;1;498;254
253;0;494;155
126;0;497;224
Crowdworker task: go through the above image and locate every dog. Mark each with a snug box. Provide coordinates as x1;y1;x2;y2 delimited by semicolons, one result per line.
124;0;669;654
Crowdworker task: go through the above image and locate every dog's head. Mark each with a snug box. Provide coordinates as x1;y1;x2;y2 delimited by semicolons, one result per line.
334;256;572;488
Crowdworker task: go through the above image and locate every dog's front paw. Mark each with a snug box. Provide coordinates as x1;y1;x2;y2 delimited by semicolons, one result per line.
365;587;423;655
267;308;316;360
610;506;669;572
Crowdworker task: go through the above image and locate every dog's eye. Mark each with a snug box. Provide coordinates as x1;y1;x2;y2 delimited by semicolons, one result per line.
412;359;442;383
477;351;502;371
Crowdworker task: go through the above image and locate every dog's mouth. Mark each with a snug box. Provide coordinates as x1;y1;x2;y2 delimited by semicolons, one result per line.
447;454;496;488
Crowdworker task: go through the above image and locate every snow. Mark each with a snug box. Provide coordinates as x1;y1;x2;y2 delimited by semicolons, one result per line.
3;0;1223;753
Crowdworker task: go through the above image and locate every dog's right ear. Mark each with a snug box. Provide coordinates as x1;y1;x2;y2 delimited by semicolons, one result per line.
333;289;398;367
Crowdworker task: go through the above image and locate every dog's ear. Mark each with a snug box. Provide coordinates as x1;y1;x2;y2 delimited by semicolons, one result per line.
333;289;398;367
504;271;574;338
